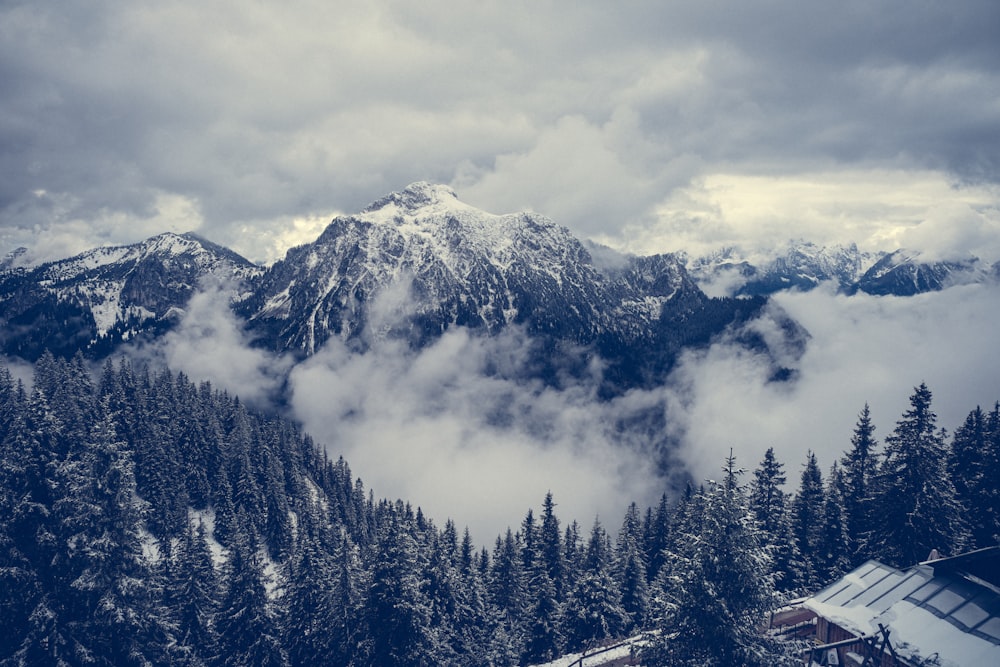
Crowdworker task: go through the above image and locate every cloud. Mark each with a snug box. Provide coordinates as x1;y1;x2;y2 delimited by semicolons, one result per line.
134;281;292;408
666;282;1000;484
2;1;998;261
288;326;668;543
602;170;1000;261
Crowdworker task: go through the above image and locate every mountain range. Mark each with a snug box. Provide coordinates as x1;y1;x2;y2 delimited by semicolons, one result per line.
686;240;996;297
1;182;990;386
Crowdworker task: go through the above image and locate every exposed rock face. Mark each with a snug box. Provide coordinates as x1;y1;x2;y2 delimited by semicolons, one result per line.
0;232;260;360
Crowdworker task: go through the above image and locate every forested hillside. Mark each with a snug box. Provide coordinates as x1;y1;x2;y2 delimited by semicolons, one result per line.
1;354;996;666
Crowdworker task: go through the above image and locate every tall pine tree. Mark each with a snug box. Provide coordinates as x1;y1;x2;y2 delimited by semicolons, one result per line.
644;454;785;667
792;450;824;590
841;403;879;561
872;383;969;566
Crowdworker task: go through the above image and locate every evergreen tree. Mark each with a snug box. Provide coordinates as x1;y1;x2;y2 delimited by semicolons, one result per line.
453;528;497;667
563;520;582;587
365;515;435;667
489;529;527;659
562;518;628;652
614;502;649;630
644;455;786;667
980;404;1000;545
522;568;563;665
749;447;801;593
2;385;68;663
872;383;969;566
791;450;824;590
840;403;879;561
951;405;1000;547
816;463;850;583
284;520;339;667
643;494;671;584
52;404;174;665
171;519;221;665
538;492;565;602
214;541;288;667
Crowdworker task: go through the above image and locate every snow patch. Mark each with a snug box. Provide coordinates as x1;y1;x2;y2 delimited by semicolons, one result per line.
189;508;228;569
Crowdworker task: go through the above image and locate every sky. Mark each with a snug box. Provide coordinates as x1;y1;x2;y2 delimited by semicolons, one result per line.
2;0;999;265
4;1;1000;539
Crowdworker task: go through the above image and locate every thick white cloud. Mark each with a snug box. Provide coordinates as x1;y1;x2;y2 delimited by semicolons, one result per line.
141;282;292;408
599;170;1000;261
667;282;1000;484
288;327;666;542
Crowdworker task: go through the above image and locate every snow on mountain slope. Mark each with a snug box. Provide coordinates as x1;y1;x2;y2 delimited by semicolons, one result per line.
0;232;261;359
852;249;984;296
687;240;990;297
241;182;710;365
0;184;773;389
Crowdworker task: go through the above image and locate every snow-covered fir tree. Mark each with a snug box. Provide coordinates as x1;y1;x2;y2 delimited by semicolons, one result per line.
643;454;789;667
840;403;879;563
872;383;970;566
792;450;825;590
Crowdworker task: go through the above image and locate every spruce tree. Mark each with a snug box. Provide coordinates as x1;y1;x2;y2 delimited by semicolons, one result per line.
816;463;850;583
872;383;969;566
643;494;671;584
523;568;563;665
538;492;565;602
792;450;824;590
644;454;785;667
750;447;801;593
615;502;649;631
284;520;338;667
841;403;879;561
171;519;221;665
951;405;1000;548
980;404;1000;545
365;514;435;667
214;540;288;667
489;528;527;658
51;405;175;665
562;518;628;652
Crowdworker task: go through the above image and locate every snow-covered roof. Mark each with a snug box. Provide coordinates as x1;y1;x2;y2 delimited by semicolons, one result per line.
803;549;1000;667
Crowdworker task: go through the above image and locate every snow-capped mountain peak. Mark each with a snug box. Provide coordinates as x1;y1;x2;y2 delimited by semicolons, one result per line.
355;182;561;256
361;181;467;219
0;232;260;359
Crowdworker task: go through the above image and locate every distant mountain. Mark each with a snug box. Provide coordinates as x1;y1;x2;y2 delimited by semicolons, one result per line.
688;241;993;297
0;184;773;390
0;232;260;360
237;182;766;387
851;249;984;296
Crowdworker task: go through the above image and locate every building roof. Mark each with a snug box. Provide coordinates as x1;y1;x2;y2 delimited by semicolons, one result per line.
803;547;1000;667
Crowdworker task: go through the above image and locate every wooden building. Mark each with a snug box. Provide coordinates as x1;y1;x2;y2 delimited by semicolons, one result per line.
770;547;1000;666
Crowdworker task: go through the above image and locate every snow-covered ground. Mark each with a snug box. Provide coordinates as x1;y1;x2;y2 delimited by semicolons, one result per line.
527;636;644;667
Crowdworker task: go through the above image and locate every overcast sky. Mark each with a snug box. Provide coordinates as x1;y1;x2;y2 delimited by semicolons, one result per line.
2;0;998;264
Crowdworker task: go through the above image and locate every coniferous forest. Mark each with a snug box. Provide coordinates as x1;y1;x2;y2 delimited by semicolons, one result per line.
1;354;998;666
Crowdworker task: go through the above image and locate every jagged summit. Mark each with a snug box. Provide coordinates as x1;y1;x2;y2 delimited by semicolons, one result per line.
361;181;466;217
0;186;774;388
686;239;995;297
0;232;261;360
237;184;755;388
347;182;563;264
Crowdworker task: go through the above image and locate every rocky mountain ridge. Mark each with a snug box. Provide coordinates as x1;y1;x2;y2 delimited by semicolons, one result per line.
687;241;994;297
0;232;260;359
2;183;985;387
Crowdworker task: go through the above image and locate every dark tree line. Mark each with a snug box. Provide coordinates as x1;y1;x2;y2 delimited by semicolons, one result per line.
750;384;999;596
0;355;995;666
